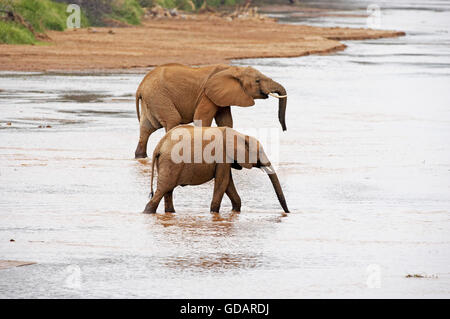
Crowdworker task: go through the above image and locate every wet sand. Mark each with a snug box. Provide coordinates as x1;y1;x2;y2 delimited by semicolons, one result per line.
0;14;404;72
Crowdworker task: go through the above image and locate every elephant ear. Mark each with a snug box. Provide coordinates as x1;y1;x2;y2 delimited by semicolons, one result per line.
205;68;255;107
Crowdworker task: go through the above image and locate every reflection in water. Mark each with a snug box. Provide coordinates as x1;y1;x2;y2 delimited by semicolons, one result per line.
138;210;286;272
151;211;241;230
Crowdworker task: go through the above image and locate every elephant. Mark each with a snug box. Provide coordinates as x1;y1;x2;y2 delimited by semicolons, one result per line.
143;125;290;214
134;63;287;158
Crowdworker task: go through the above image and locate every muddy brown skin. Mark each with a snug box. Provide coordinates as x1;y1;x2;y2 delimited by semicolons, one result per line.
134;63;288;158
144;125;290;214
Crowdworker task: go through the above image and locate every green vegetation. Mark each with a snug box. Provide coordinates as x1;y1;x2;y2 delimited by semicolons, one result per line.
53;0;144;27
0;0;141;44
0;19;35;44
109;0;144;25
155;0;241;11
0;0;88;44
0;0;275;44
13;0;71;32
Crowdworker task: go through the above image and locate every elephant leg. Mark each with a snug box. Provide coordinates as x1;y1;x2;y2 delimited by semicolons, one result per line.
143;189;165;214
149;97;182;133
210;164;231;213
164;190;175;213
145;164;180;214
225;173;241;213
214;106;233;128
135;117;156;159
193;95;218;127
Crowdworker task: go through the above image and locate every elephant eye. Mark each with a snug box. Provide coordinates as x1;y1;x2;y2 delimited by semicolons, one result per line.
256;79;260;83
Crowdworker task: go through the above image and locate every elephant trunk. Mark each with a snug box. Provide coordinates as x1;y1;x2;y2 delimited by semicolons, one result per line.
268;81;287;131
262;166;290;213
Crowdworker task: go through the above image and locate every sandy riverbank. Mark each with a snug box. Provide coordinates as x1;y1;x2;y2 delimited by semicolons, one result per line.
0;14;404;72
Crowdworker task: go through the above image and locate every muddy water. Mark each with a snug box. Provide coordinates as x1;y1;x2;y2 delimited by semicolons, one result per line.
1;1;450;298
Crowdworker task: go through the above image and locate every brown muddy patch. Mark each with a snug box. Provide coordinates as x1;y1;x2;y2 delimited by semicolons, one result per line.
164;253;261;271
405;273;439;279
0;260;36;270
57;93;109;103
0;118;87;129
57;109;133;118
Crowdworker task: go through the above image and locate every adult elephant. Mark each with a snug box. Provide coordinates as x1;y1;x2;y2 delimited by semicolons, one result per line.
134;63;287;158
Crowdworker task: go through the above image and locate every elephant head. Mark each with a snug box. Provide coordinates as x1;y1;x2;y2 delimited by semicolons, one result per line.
224;129;290;213
205;66;288;131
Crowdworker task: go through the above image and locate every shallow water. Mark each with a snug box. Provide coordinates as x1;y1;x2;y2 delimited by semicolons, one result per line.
1;1;450;298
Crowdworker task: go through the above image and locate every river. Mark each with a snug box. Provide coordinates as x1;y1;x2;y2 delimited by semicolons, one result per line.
1;0;449;297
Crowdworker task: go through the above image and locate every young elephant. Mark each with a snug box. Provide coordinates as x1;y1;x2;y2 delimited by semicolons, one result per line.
143;125;290;214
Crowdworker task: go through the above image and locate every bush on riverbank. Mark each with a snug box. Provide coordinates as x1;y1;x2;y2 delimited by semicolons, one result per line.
109;0;144;25
153;1;290;11
0;0;89;44
53;0;144;26
155;0;241;11
13;0;68;32
0;0;142;44
0;20;35;44
0;0;286;44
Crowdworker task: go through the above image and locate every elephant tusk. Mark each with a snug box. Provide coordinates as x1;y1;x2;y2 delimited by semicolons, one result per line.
268;92;287;99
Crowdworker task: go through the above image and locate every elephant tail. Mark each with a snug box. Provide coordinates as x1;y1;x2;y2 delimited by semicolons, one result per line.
149;150;159;199
136;92;141;122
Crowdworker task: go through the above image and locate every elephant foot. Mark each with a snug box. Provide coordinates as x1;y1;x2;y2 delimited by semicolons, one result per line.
135;152;148;159
143;203;157;214
231;209;240;214
165;210;176;214
210;211;220;214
